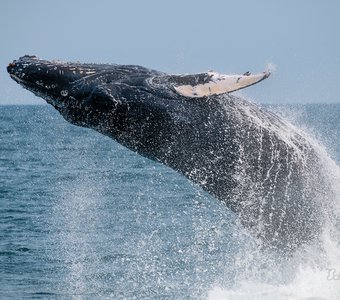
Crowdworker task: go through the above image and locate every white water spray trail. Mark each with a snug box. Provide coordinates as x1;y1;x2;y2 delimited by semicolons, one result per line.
49;177;103;297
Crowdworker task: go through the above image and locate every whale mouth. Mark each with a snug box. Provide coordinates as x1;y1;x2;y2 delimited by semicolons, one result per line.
9;73;25;83
8;70;33;86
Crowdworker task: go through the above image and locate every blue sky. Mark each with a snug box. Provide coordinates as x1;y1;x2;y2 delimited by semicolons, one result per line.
1;0;339;104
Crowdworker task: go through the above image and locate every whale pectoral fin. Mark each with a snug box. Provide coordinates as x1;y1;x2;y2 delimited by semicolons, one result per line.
168;71;271;98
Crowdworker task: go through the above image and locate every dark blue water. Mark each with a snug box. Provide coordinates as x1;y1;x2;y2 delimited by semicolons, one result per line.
1;104;340;299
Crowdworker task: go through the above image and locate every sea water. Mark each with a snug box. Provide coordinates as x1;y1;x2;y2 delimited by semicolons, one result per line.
1;104;340;299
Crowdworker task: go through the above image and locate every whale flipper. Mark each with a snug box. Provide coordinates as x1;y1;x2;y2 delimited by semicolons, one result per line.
163;71;271;98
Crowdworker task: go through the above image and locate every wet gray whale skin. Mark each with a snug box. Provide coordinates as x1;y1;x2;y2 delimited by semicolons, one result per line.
7;55;327;253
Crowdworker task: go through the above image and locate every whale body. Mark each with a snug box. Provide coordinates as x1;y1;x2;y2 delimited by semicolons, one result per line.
7;55;329;252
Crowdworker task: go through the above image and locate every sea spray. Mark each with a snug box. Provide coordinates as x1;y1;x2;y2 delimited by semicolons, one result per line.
208;105;340;300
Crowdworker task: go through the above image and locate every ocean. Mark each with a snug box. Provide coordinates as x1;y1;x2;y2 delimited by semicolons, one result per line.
1;104;340;299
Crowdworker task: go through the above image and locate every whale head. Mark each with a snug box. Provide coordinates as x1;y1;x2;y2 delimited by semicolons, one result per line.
7;55;95;105
7;55;186;153
7;56;157;131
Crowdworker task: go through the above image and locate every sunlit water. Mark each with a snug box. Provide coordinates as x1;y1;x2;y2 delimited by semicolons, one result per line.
1;104;340;299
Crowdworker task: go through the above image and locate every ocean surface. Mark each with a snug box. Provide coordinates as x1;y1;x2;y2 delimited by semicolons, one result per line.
1;104;340;299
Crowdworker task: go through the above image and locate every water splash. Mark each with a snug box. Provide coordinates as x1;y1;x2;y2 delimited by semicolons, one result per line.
265;62;277;75
207;105;340;300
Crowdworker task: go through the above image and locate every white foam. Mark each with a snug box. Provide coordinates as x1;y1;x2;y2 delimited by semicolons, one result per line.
208;228;340;299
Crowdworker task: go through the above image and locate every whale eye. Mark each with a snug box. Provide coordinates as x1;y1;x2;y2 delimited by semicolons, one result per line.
60;90;68;97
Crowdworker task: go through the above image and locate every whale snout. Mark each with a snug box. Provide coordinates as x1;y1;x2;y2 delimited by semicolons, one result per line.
7;55;112;113
7;55;88;97
7;62;16;73
7;55;46;85
7;60;22;81
7;55;100;88
7;55;39;72
7;55;85;105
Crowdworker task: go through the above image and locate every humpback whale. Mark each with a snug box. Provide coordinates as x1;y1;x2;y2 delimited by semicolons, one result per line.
7;55;330;252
